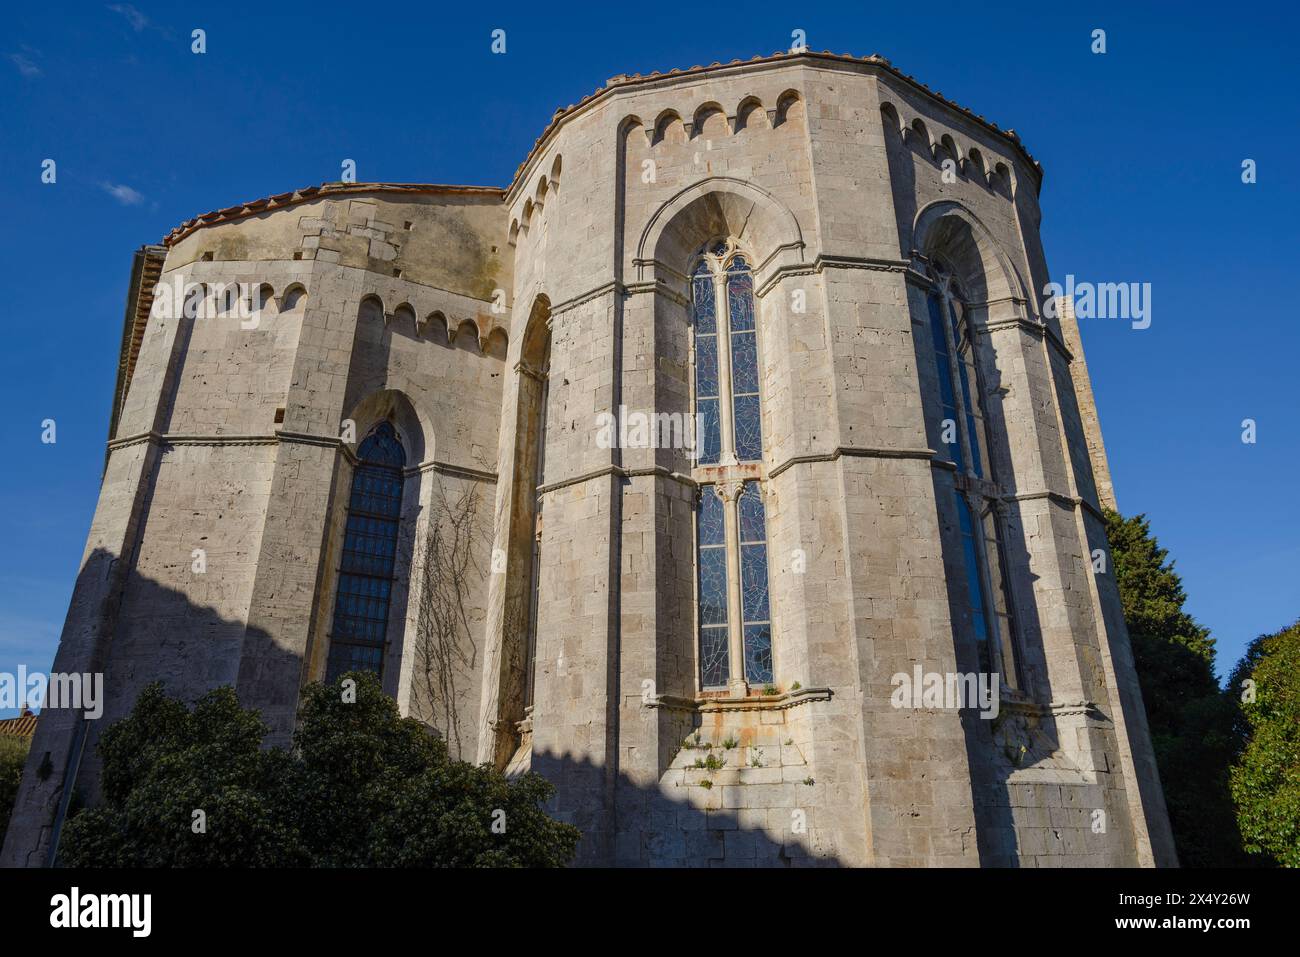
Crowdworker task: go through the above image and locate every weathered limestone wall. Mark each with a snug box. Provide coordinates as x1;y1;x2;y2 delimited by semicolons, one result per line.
491;57;1172;866
2;188;511;867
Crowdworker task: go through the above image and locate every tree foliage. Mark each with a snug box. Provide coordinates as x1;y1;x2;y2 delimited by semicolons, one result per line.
1103;508;1247;867
1228;621;1300;867
0;734;31;847
59;672;579;867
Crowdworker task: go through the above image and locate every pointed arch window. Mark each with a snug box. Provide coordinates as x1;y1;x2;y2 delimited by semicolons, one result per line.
926;261;1022;689
690;241;773;693
691;242;764;466
326;421;405;682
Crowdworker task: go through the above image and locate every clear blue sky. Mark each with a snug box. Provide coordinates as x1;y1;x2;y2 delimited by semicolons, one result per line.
1;1;1296;717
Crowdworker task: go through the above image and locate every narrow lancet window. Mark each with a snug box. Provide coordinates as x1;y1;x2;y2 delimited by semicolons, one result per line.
927;261;1022;690
690;241;773;693
327;421;405;682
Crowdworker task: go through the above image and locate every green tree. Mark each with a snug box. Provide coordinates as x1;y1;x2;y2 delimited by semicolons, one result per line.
1;734;31;846
1103;508;1247;866
1228;621;1300;866
60;673;579;867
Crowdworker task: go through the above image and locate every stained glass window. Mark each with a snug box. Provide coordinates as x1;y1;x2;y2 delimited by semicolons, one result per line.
738;483;773;684
956;496;991;674
327;421;405;683
696;488;730;688
981;503;1019;684
929;263;1021;690
927;293;964;471
948;297;989;480
691;260;721;465
727;258;763;462
690;243;773;692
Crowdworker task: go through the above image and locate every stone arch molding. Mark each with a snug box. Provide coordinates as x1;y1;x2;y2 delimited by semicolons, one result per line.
635;176;805;289
912;200;1030;314
343;388;433;467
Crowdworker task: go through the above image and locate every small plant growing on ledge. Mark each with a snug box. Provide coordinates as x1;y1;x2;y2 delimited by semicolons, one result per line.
763;684;778;696
699;779;713;790
790;681;802;691
749;748;765;768
722;734;738;750
802;777;815;786
1004;743;1028;767
693;753;725;771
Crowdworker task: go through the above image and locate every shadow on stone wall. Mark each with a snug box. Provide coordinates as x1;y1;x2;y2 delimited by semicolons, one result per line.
2;547;284;866
531;748;844;868
5;550;842;868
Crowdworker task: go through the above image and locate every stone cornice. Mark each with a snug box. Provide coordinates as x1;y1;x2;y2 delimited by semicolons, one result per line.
622;279;690;308
1006;488;1105;522
999;696;1105;722
108;430;280;450
646;686;833;714
768;445;935;480
537;463;697;496
105;429;497;484
754;254;910;298
549;280;623;318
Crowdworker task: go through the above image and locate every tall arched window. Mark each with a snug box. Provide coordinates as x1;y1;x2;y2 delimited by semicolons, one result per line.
926;261;1022;689
326;421;405;682
690;241;773;693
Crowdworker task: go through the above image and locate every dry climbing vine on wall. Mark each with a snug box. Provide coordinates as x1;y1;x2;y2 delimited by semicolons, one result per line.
411;478;489;759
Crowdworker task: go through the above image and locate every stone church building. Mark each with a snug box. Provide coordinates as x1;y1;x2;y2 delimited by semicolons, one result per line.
3;50;1176;867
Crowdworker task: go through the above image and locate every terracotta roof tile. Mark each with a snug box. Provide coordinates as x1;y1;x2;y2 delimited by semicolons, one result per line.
162;182;504;246
0;709;37;738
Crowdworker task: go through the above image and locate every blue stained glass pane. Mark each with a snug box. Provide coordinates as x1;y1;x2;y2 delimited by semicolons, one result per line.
928;294;964;472
697;397;720;465
956;497;991;666
692;265;716;334
700;626;730;689
927;294;947;345
698;547;729;626
739;483;766;543
356;421;406;468
697;488;731;688
948;299;990;480
727;269;755;332
740;543;770;622
743;624;773;685
729;330;759;395
954;354;983;480
695;334;718;398
698;487;725;546
732;393;762;462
